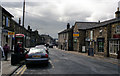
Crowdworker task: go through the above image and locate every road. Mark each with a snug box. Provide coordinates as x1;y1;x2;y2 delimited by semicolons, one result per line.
13;48;120;76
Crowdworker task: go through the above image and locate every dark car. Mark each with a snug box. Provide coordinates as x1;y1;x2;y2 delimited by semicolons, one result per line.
49;44;54;48
25;47;49;67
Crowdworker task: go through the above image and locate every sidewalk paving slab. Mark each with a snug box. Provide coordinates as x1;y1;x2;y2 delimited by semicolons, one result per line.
1;53;20;76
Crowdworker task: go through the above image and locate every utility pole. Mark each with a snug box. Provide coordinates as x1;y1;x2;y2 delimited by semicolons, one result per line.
22;0;25;27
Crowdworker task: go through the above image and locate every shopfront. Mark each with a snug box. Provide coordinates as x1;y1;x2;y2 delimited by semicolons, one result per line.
109;34;120;58
2;29;14;50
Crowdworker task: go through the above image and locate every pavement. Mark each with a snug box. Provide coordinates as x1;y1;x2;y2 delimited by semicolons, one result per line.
1;52;21;76
1;48;29;76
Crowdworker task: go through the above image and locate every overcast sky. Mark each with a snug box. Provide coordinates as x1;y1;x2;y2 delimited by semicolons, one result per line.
0;0;120;38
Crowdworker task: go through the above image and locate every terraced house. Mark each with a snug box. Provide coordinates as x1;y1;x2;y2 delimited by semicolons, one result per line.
58;7;120;59
0;6;44;50
58;23;73;51
85;7;120;58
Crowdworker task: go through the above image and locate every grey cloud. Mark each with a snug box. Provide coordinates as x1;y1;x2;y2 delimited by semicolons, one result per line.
1;2;23;8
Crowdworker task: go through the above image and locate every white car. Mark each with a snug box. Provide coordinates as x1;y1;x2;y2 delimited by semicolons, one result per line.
35;45;49;54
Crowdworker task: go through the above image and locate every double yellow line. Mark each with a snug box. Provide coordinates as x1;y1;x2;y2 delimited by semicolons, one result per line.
15;65;27;76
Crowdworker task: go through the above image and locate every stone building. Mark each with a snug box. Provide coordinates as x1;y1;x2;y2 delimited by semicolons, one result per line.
85;7;120;58
40;34;54;45
58;23;73;51
1;7;14;50
73;22;98;52
1;6;42;49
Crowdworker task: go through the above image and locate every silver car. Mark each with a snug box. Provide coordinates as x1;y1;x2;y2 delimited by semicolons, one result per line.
25;47;49;67
35;45;49;54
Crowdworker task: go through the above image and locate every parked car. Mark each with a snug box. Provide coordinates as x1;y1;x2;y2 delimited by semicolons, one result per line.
35;45;49;54
49;44;54;48
25;47;49;67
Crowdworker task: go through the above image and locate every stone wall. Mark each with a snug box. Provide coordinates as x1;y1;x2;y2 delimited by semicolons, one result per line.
73;24;79;52
86;26;108;56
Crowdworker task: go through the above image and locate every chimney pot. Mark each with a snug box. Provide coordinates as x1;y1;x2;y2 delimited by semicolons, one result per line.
19;18;21;25
67;23;70;29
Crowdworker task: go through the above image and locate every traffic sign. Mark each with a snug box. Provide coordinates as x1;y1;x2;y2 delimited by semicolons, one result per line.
8;32;15;35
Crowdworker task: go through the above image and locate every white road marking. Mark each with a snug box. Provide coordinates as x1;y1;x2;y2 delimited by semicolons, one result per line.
49;60;54;69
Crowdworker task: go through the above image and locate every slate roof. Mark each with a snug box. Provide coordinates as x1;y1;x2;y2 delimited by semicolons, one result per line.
2;7;14;17
58;18;120;34
58;26;74;34
76;18;120;30
75;22;99;30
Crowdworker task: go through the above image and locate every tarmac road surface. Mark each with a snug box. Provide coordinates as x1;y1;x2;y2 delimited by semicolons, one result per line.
13;48;120;76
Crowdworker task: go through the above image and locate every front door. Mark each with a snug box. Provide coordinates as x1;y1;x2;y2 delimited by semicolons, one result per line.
97;38;104;52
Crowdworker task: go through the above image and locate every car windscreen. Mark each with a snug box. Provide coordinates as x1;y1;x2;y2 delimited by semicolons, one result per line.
28;48;46;54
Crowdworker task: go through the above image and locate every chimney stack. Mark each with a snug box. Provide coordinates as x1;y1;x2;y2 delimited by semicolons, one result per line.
28;25;30;31
115;7;120;18
19;18;21;25
67;23;70;29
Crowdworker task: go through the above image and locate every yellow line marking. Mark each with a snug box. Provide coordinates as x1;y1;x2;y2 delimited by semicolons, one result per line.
19;66;27;76
15;65;26;76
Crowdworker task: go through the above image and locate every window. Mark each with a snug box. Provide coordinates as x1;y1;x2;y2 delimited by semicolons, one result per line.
99;29;103;36
109;40;119;54
2;15;6;26
97;38;104;52
8;18;10;27
116;25;120;34
90;30;93;40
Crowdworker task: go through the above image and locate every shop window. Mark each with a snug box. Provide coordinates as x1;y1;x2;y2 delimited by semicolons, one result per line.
2;15;6;26
109;40;119;54
116;25;120;34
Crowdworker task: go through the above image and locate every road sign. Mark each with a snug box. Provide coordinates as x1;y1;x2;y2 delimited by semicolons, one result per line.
8;32;15;35
73;32;79;37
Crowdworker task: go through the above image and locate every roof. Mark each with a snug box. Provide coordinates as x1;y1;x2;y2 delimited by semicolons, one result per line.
2;7;14;17
75;22;98;30
75;18;120;30
58;26;74;34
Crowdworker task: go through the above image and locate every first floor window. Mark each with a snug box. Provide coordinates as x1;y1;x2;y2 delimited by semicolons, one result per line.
116;25;120;34
2;15;6;26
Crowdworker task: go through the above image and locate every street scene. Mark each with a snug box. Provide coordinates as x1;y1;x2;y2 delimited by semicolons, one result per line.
0;0;120;76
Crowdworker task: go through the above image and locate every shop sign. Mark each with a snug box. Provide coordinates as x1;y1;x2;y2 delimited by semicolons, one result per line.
8;32;15;35
113;34;120;38
73;32;79;37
